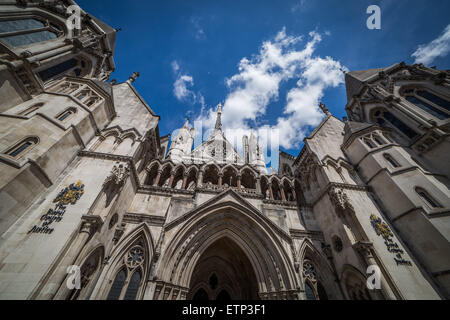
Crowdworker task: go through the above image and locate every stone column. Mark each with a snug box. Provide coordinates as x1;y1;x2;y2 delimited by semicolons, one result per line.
198;170;204;188
280;186;286;201
256;176;261;193
168;171;175;188
50;215;103;300
153;169;162;186
292;189;297;201
237;175;242;190
268;183;274;200
218;173;223;188
181;174;188;189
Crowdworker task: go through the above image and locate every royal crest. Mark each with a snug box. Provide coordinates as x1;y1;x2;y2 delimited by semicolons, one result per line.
54;180;85;205
370;214;411;266
370;213;393;240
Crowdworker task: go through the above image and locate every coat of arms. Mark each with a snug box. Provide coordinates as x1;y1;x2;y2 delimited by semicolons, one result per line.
54;180;85;205
370;213;393;240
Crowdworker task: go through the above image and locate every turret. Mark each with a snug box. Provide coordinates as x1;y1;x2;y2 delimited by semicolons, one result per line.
168;118;195;163
249;130;267;174
243;135;249;164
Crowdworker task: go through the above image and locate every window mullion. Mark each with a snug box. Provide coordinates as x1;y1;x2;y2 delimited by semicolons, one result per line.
119;270;131;300
0;27;48;38
416;94;450;116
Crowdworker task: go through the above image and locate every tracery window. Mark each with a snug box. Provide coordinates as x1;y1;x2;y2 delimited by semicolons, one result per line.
106;241;146;300
372;109;419;140
75;89;101;107
4;136;39;158
0;17;62;47
302;260;328;300
402;88;450;120
55;82;81;95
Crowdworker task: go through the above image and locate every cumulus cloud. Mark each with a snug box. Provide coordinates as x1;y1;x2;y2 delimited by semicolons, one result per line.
172;61;205;107
173;75;195;100
412;24;450;65
195;28;346;152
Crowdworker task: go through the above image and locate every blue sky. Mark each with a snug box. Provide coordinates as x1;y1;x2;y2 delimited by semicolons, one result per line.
77;0;450;169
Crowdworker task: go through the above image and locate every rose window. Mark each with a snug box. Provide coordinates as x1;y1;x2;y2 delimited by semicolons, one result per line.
125;246;144;268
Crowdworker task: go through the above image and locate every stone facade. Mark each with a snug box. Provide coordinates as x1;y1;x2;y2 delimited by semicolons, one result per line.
0;1;448;300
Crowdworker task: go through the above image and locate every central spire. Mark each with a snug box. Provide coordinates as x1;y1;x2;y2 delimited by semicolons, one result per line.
214;102;222;131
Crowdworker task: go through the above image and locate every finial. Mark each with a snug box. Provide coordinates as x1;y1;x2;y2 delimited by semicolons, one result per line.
128;72;140;83
214;102;223;131
319;102;331;116
183;117;190;129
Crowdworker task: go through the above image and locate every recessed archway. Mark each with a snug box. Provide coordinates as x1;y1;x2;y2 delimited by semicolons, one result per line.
187;237;259;300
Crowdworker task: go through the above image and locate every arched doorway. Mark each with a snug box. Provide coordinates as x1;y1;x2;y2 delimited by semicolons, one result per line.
188;237;259;300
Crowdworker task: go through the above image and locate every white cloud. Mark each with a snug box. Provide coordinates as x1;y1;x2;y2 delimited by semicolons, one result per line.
412;24;450;65
172;61;205;107
195;28;346;152
171;60;180;73
190;17;206;40
174;75;195;101
291;0;308;13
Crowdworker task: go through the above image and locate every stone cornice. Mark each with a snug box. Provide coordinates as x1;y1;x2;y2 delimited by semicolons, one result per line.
289;229;325;241
123;213;166;226
78;150;139;189
138;185;195;196
263;199;298;208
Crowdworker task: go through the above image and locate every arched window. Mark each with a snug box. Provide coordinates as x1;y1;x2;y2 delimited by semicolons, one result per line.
56;108;77;121
17;103;44;116
402;88;450;120
4;136;39;158
383;154;400;168
302;260;328;300
415;187;441;208
106;240;146;300
372;110;418;140
0;18;62;47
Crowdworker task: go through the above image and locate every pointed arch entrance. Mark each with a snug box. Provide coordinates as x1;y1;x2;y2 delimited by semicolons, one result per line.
159;192;299;300
188;237;259;300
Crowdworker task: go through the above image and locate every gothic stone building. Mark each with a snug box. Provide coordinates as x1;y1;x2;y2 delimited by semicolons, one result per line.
0;1;449;300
